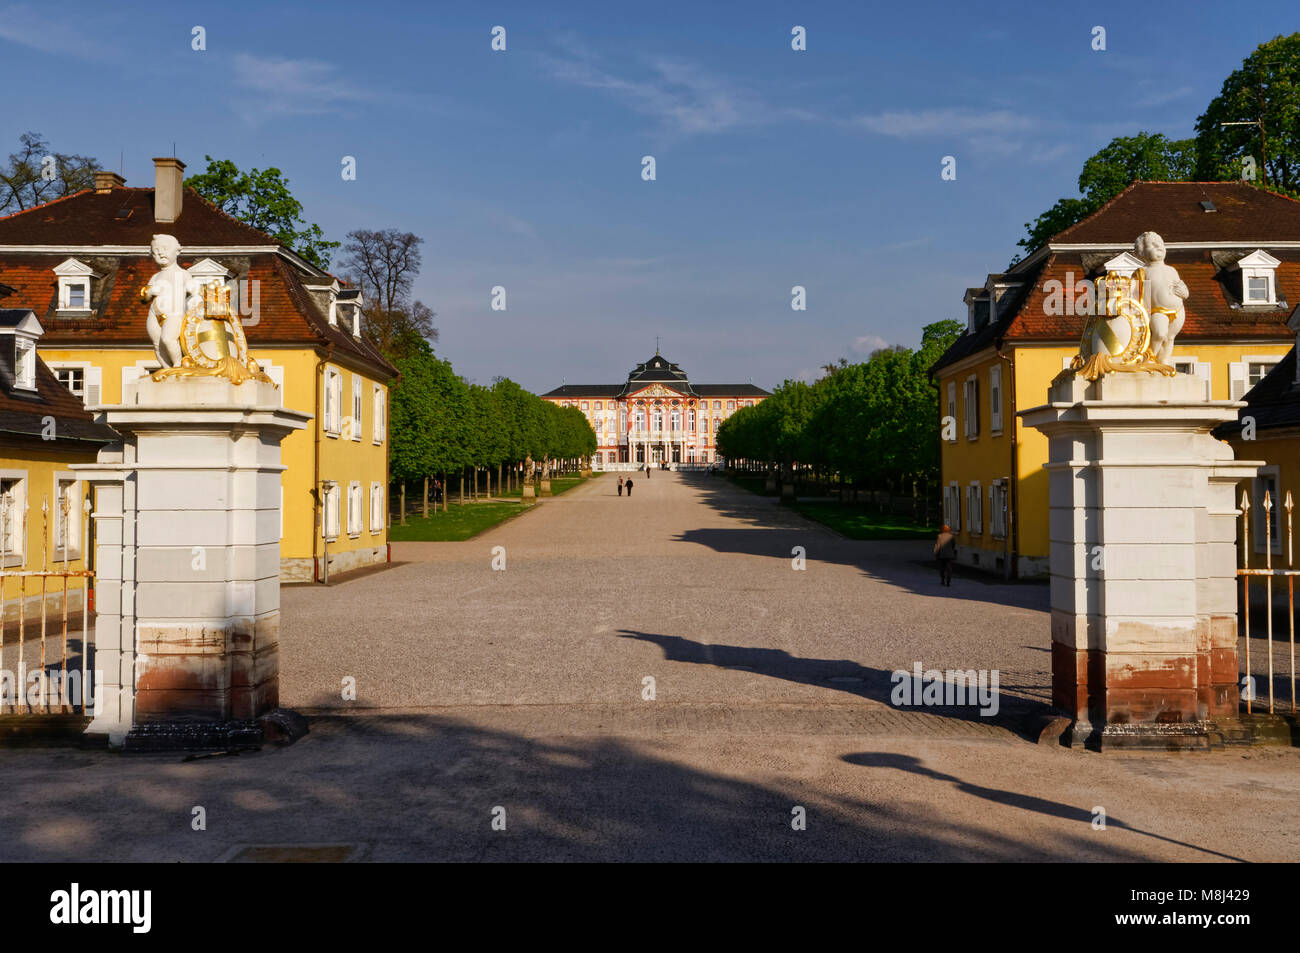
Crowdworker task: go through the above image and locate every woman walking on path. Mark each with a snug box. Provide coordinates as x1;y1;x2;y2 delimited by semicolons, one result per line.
933;525;956;587
618;476;624;496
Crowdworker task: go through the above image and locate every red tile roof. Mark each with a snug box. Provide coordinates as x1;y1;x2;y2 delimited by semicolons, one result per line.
0;186;278;247
0;186;395;378
1052;181;1300;245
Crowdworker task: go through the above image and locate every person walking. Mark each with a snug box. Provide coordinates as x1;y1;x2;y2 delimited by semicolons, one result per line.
934;524;956;586
645;464;650;479
618;475;624;497
624;477;634;497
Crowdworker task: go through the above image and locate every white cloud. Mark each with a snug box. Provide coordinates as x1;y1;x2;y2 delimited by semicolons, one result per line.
0;3;114;59
541;39;800;136
850;108;1033;139
852;334;890;354
231;53;370;122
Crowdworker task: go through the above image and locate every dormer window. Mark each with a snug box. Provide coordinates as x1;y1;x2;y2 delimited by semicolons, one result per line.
187;258;232;292
1103;251;1145;278
337;290;363;338
1;310;43;392
1233;249;1281;306
53;258;97;315
14;337;35;390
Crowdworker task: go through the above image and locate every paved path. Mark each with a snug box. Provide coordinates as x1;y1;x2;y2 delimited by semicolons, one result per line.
3;472;1300;862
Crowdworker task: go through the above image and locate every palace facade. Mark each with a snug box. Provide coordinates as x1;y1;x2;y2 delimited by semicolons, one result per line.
541;352;770;467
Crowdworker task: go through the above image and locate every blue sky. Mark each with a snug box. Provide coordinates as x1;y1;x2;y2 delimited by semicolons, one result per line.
2;0;1296;391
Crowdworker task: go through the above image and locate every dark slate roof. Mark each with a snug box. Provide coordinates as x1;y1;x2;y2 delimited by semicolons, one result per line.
693;383;771;396
1214;345;1300;438
539;384;622;398
0;311;119;447
618;352;697;396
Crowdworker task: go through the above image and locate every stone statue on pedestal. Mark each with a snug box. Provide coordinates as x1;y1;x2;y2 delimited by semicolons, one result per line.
140;234;273;386
1070;231;1183;381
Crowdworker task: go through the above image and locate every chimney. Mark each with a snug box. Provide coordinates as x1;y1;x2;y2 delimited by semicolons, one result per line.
93;170;125;192
152;157;186;223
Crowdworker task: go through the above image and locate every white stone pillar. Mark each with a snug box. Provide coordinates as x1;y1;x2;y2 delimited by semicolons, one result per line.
76;376;309;747
1021;372;1260;748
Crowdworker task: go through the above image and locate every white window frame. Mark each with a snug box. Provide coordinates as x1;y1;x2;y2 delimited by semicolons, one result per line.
51;473;82;562
943;481;961;533
1234;249;1281;306
373;385;387;444
323;367;342;436
0;471;27;567
347;481;362;538
322;482;341;541
1232;355;1285;400
989;480;1008;540
966;481;983;536
964;375;979;440
351;375;363;442
989;365;1002;434
13;336;37;391
370;482;385;533
52;258;96;314
946;382;957;442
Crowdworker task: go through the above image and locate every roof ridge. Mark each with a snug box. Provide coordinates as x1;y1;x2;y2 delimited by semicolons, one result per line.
0;187;94;223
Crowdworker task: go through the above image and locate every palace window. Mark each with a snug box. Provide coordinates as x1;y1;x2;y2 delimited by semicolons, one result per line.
347;482;363;538
989;366;1002;433
323;368;342;435
1249;360;1279;387
0;476;25;563
966;483;983;536
580;401;588;410
964;376;979;439
53;258;96;314
713;401;721;410
55;366;85;398
373;385;386;444
635;410;646;430
671;411;681;431
688;410;696;431
14;337;36;391
1233;249;1281;306
595;401;602;410
989;481;1008;539
322;482;341;540
946;382;957;442
727;400;736;411
52;476;80;558
351;376;363;441
652;410;664;430
370;482;385;533
942;483;961;533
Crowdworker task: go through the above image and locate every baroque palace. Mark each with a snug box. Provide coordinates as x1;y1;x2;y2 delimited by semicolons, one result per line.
931;180;1300;579
542;351;769;467
0;158;396;582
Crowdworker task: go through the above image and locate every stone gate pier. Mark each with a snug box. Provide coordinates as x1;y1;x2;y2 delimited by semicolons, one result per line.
77;375;308;747
1021;372;1259;749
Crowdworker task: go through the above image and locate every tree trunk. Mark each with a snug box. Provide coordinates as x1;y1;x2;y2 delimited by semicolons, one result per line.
460;470;465;505
442;471;448;513
423;476;429;519
400;481;407;526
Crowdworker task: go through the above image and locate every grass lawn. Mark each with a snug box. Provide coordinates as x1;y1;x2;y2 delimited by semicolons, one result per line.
791;501;937;540
388;502;527;542
389;474;598;541
725;474;935;540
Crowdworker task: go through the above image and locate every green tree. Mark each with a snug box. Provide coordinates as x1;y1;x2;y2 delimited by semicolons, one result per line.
1013;133;1196;262
1195;33;1300;193
184;156;339;268
0;131;100;214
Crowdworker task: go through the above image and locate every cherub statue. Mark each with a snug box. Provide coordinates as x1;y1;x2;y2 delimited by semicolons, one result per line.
140;234;196;368
1134;231;1188;365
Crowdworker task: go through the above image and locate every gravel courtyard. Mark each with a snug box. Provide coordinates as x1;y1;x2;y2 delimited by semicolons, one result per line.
2;471;1298;863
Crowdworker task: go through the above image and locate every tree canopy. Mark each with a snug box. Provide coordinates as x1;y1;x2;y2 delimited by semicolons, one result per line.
184;156;339;268
0;132;100;214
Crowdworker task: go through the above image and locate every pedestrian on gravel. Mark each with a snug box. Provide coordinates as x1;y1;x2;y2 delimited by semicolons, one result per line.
624;478;634;497
645;464;650;479
934;525;956;587
618;475;624;496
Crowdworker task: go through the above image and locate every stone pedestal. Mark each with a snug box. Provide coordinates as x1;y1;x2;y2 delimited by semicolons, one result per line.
1020;372;1259;749
76;376;309;746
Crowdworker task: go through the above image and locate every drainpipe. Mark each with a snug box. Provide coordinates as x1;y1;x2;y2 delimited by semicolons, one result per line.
997;341;1017;581
314;343;335;583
